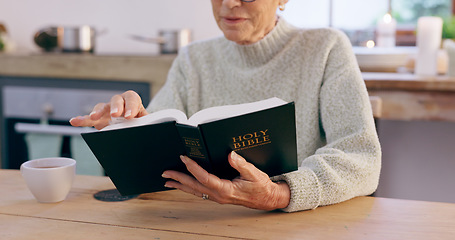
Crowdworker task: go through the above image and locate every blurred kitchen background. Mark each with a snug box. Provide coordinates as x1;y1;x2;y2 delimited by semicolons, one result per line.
1;0;454;204
1;0;452;54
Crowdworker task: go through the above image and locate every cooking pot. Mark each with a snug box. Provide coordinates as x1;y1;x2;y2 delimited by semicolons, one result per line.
130;29;192;54
34;25;97;53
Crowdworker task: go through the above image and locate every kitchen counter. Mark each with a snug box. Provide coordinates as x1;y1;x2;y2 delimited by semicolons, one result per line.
363;72;455;122
2;53;455;122
0;53;175;97
363;72;455;92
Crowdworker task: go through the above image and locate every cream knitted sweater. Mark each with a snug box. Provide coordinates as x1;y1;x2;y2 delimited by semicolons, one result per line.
147;18;381;212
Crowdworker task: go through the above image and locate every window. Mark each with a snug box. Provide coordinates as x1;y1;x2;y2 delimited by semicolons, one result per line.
393;0;451;25
281;0;453;46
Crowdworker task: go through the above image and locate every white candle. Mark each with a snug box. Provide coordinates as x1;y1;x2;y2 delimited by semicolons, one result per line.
415;16;443;76
443;39;455;77
376;13;397;48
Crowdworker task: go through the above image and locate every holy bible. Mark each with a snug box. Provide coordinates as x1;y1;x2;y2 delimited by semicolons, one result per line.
81;97;297;196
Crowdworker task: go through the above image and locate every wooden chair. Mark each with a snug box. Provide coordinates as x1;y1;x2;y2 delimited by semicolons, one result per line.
369;95;382;197
369;96;383;120
369;96;382;130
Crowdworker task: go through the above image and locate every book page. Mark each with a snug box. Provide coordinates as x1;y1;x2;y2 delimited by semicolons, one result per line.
184;97;287;127
101;109;187;131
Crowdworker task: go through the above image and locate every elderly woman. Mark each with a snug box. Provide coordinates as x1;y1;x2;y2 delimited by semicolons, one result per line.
71;0;381;212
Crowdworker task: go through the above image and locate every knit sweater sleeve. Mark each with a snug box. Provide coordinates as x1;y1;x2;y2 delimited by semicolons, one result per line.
272;30;381;212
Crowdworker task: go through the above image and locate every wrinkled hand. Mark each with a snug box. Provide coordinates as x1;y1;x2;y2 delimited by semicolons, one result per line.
162;151;291;211
69;90;148;130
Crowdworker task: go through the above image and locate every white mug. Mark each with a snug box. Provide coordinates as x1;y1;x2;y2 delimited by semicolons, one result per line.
20;157;76;203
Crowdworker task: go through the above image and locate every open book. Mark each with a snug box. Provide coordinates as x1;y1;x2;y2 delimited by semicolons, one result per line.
82;97;298;196
102;97;288;130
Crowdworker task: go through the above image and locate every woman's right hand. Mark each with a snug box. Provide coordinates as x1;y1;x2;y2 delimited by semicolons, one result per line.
69;90;149;130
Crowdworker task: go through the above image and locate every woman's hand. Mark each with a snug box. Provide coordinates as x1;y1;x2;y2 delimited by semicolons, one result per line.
162;151;291;211
69;90;148;130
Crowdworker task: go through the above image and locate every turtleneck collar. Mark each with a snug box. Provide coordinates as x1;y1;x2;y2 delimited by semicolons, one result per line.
220;17;298;68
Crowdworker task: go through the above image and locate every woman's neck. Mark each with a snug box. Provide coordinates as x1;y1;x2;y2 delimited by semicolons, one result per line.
222;17;298;68
236;15;279;45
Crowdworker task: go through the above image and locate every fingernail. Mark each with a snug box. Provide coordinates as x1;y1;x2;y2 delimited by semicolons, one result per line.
180;155;188;163
162;172;169;178
164;183;172;188
89;111;96;117
110;108;119;115
70;116;83;122
124;110;132;118
231;151;239;159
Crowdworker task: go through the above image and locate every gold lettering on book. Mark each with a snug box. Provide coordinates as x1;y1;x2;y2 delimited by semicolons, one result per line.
232;129;271;151
183;138;201;147
182;137;205;158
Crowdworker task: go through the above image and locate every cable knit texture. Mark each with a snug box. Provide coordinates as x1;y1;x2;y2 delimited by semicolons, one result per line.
147;18;381;212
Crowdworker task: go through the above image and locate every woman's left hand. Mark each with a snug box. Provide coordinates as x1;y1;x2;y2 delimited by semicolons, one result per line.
162;151;290;211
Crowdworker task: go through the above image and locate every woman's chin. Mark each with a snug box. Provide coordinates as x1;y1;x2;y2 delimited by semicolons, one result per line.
224;33;253;45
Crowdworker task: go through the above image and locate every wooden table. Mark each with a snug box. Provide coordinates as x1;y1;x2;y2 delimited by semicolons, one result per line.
363;72;455;122
1;170;454;239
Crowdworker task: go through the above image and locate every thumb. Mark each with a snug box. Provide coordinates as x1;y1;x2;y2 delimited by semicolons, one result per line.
228;151;266;181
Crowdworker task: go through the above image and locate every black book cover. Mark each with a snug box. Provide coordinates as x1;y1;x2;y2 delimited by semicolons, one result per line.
81;102;298;196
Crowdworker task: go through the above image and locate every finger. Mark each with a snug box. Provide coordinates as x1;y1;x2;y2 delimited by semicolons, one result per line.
162;170;210;196
93;120;111;130
89;103;110;121
180;155;223;189
70;115;109;129
163;170;199;185
90;103;114;129
109;94;125;118
69;115;93;127
122;90;146;119
228;151;268;181
164;180;207;199
164;179;199;195
165;180;213;201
